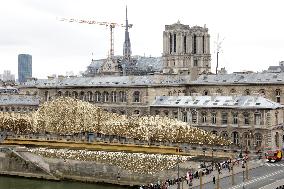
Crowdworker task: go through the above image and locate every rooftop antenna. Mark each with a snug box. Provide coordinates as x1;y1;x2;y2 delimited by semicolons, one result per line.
214;34;224;74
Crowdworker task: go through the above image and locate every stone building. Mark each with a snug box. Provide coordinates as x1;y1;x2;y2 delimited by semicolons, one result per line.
186;72;284;104
151;95;284;151
19;75;189;116
0;94;39;113
162;21;211;79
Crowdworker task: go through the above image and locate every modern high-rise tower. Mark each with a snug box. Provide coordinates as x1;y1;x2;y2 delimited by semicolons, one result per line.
18;54;32;83
162;21;211;80
123;6;132;60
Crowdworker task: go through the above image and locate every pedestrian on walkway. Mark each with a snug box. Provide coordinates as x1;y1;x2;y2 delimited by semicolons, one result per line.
213;175;216;184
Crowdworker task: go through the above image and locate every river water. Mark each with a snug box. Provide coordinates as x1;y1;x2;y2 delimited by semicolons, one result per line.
0;176;127;189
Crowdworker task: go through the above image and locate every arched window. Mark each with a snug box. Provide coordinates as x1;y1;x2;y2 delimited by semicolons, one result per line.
276;89;281;103
155;110;160;116
64;91;70;97
58;91;62;97
111;91;117;103
232;131;239;145
72;91;78;99
178;90;182;96
163;110;169;116
221;131;229;139
168;91;172;96
103;91;109;102
95;92;101;102
211;113;217;124
202;112;207;123
182;112;187;122
243;132;251;147
191;110;197;124
133;91;140;102
87;91;93;101
119;91;126;102
244;112;250;125
80;91;85;100
11;107;15;112
255;133;262;147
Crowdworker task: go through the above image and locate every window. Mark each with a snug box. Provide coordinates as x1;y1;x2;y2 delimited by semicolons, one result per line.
276;89;281;103
119;91;127;102
182;112;187;122
192;111;197;124
212;113;216;124
255;133;262;147
103;92;109;102
72;91;78;99
232;132;239;145
193;35;197;54
155;110;160;116
45;91;49;101
64;91;70;97
163;110;169;116
173;34;176;53
244;133;251;147
173;111;178;119
254;112;261;125
87;91;93;101
169;33;172;54
111;91;117;103
230;89;236;94
95;92;101;102
184;36;187;53
221;132;229;139
194;60;198;67
203;90;208;96
211;131;218;136
202;35;205;54
259;89;265;96
79;91;85;100
58;91;62;97
133;91;140;102
233;113;238;124
244;113;249;125
202;112;207;123
222;113;228;125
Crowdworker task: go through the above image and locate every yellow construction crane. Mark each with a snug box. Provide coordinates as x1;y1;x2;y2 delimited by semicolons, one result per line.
59;17;132;58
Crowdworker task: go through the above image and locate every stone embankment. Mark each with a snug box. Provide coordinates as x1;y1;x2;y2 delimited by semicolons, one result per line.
0;146;192;186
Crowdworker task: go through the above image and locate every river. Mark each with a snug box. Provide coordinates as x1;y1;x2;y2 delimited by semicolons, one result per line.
0;176;128;189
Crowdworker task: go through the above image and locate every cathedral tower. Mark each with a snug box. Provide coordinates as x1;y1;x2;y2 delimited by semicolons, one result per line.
162;21;211;80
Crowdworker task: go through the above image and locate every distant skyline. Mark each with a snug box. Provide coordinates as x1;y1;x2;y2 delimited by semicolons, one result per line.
0;0;284;79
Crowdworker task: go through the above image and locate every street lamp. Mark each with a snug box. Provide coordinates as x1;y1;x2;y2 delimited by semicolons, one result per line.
242;161;245;189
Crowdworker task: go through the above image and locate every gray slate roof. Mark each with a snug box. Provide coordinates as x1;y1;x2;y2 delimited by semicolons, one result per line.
21;75;190;88
0;95;40;106
151;96;283;109
194;72;284;85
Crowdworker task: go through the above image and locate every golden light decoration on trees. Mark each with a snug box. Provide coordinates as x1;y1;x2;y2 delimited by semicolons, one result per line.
0;97;231;146
29;147;190;174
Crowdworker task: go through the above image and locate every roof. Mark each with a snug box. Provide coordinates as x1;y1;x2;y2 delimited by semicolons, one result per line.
0;95;40;106
151;96;283;109
193;72;284;85
20;75;190;88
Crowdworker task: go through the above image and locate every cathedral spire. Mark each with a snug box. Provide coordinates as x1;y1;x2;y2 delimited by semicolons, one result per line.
123;5;132;60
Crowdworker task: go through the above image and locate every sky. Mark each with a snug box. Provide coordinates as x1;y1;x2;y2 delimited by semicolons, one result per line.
0;0;284;79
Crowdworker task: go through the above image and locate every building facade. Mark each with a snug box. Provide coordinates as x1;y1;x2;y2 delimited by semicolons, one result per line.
151;96;284;151
162;21;211;79
18;54;32;83
0;94;39;113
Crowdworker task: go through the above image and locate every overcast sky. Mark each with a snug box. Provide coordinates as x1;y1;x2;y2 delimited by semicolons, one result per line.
1;0;284;79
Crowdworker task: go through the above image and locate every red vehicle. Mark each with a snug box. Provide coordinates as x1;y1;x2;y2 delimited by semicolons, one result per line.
265;148;283;162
